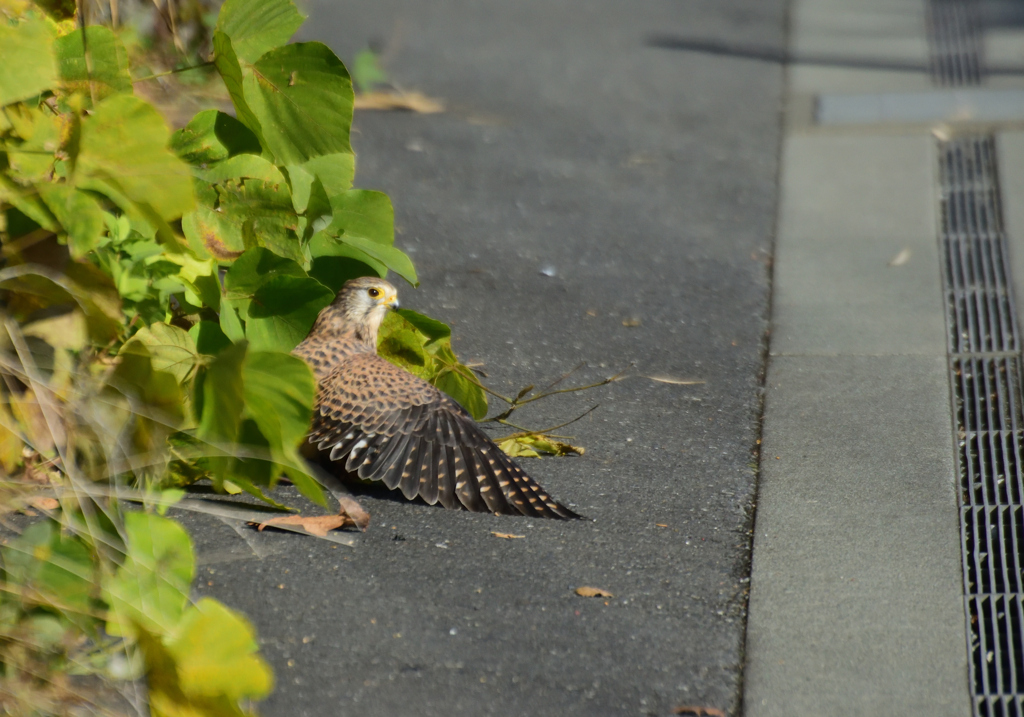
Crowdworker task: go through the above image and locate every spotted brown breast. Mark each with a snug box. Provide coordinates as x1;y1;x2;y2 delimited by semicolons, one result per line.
307;352;580;519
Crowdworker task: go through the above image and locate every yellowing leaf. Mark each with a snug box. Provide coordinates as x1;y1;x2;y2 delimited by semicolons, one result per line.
102;513;195;636
575;586;614;598
354;91;444;113
498;434;584;458
165;598;273;700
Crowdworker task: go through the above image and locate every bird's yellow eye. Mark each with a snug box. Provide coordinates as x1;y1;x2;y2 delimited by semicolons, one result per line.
368;288;380;298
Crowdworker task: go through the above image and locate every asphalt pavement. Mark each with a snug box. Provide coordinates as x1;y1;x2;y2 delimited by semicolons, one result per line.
179;1;787;715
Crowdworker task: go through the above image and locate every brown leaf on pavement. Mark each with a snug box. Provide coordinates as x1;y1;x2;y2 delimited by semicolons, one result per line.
258;494;370;536
672;707;726;717
28;496;59;511
491;532;525;539
575;586;614;598
337;494;370;531
354;91;444;113
258;514;348;537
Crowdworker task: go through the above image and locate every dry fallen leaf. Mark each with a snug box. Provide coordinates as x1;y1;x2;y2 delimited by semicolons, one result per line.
645;375;705;386
888;248;912;266
258;494;370;536
354;91;444;113
259;514;348;537
337;494;371;531
491;532;526;539
655;523;668;528
498;434;584;459
28;496;59;511
575;586;614;598
672;707;726;717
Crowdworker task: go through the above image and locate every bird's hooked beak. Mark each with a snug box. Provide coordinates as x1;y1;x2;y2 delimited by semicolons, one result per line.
385;291;400;310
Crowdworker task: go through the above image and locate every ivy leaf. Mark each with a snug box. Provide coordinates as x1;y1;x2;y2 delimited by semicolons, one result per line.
287;152;355;212
189;321;232;356
245;275;333;352
194;341;247;485
193;153;287;185
436;368;488;421
164;598;274;700
242;351;315;450
5;104;61;184
0;12;57;106
37;184;106;257
212;32;267;147
169;109;262;166
54;26;132;103
182;177;300;263
2;521;95;621
497;434;585;458
313;190;418;285
243;42;353;165
379;310;488;419
224;246;305;294
102;512;195;636
216;0;305;64
122;323;200;385
75;95;194;222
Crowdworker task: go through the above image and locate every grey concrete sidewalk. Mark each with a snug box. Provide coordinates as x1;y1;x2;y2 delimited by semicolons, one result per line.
179;1;786;716
745;0;1024;715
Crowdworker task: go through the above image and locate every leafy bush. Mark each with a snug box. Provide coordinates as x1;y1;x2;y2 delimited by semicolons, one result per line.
0;0;488;712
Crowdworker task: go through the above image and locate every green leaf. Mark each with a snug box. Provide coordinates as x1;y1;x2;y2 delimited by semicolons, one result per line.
5;104;61;184
212;32;267;149
54;26;132;103
216;0;305;64
223;246;305;298
331;233;417;286
351;48;389;93
243;42;353;165
2;521;95;619
315;190;417;285
75;95;194;222
0;13;57;106
497;434;585;458
182;177;300;263
169;109;262;166
218;296;245;342
327;189;393;244
165;597;273;700
106;347;185;431
37;184;105;257
189;321;232;356
194;153;287;185
102;512;195;636
242;351;314;450
286;152;355;213
435;368;488;421
308;255;383;293
195;342;247;487
122;323;200;385
378;328;430;378
379;310;488;419
245;275;333;352
195;340;246;440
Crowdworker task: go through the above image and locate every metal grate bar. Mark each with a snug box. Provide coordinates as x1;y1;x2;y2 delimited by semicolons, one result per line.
938;134;1024;713
928;0;984;86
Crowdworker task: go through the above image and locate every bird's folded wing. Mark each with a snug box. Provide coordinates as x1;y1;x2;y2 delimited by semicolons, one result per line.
310;353;578;519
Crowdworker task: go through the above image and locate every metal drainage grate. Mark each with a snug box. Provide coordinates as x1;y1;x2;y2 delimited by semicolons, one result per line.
928;0;984;86
940;136;1024;717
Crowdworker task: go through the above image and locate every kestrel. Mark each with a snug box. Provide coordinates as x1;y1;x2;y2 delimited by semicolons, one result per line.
293;277;579;519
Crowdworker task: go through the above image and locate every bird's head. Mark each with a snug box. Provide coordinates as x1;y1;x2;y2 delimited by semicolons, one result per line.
312;276;399;346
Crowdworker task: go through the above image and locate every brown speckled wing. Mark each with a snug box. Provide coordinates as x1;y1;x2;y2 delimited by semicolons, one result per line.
310;353;579;519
